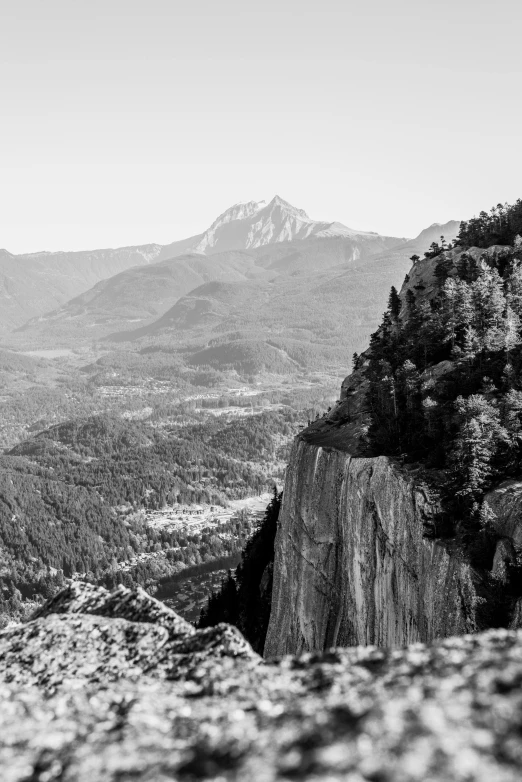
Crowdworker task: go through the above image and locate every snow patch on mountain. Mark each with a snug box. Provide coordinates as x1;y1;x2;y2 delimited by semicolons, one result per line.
194;195;383;255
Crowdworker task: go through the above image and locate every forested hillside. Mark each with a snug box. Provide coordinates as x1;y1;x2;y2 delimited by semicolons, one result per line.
363;199;522;577
8;414;274;507
199;201;522;651
0;410;299;624
198;488;281;653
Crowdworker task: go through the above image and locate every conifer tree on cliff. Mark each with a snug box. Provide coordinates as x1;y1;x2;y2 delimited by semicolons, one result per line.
388;286;401;321
366;197;522;530
198;488;282;654
448;395;506;511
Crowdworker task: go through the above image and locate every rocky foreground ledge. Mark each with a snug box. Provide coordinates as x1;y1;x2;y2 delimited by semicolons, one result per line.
1;583;522;781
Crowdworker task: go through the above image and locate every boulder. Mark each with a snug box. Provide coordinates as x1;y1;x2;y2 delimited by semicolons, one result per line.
1;583;522;780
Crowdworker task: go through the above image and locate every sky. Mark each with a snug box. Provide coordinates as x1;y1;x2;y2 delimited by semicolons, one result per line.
1;0;521;253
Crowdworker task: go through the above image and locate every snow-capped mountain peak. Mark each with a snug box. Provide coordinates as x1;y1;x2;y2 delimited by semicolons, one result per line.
263;195;311;222
208;200;267;232
194;195;380;255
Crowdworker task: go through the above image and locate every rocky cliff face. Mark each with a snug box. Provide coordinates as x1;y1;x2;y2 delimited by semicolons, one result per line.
265;439;478;656
266;243;522;657
2;581;522;781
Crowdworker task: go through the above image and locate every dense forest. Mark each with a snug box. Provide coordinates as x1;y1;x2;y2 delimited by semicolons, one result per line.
9;413;273;508
364;200;522;583
197;488;281;653
456;200;522;249
0;411;295;625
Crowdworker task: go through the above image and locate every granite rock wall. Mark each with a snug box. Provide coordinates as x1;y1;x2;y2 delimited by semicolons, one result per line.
265;439;478;656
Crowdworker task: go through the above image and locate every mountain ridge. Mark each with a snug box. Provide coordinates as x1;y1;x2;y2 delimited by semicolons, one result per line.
8;221;461;378
101;220;460;349
1;195;408;335
10;233;413;347
193;195;394;256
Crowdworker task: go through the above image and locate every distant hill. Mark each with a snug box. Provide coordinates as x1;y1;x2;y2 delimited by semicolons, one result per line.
10;219;461;379
102;221;462;376
187;340;298;375
1;196;404;335
14;251;270;343
400;220;461;252
106;267;394;373
0;348;41;373
5;204;461;379
0;244;166;333
13;233;409;345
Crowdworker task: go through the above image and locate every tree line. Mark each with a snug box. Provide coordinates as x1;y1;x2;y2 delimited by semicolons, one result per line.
197;488;281;654
363;199;522;580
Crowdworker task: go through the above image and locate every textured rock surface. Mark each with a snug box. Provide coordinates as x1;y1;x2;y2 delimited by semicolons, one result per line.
0;614;257;690
266;245;522;657
265;442;477;656
1;584;522;780
31;581;195;637
0;583;256;690
485;479;522;546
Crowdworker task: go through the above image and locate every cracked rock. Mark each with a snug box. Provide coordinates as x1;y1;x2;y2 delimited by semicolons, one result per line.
1;582;522;780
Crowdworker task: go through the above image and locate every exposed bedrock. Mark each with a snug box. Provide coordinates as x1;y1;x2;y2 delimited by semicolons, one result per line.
2;582;522;780
265;439;479;656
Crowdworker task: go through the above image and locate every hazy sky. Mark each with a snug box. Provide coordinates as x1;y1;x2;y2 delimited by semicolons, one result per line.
1;0;521;253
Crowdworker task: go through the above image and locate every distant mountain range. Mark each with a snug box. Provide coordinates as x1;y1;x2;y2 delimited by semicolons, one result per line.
1;196;408;335
182;195;395;255
2;198;461;379
4;196;410;339
99;220;461;373
17;234;415;345
401;221;461;251
8;219;460;381
0;244;163;333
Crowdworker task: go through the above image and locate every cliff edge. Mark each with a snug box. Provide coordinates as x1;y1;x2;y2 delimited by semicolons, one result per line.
266;238;522;656
264;442;478;655
1;581;522;781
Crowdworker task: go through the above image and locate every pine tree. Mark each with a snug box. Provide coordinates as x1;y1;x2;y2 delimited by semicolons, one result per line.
456;280;474;331
471;267;505;351
397;360;421;413
416;299;439;367
197;488;281;654
434;254;452;285
502;304;521;374
425;242;443;259
449;395;507;508
506;262;522;319
461;325;480;367
500;389;522;461
388;286;401;321
403;289;422;343
422;396;439;438
396;360;423;449
457;252;471;281
441;278;459;350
